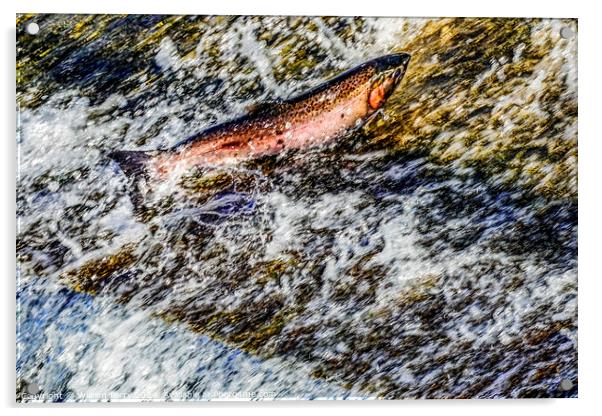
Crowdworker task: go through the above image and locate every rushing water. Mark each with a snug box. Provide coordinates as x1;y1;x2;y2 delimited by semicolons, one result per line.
16;15;577;400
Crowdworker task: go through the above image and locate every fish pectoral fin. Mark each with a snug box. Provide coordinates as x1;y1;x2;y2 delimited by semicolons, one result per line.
362;109;385;131
245;100;284;115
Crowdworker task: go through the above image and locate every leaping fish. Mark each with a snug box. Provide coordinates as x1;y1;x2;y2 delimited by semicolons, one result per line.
109;53;411;182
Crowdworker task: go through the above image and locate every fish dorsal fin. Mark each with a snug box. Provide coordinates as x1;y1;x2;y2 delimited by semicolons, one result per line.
245;100;283;115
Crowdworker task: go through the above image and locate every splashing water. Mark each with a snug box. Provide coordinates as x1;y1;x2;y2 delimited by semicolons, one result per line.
16;15;577;400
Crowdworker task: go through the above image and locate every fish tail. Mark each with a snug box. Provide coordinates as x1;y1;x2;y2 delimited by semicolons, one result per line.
108;150;155;209
108;150;153;181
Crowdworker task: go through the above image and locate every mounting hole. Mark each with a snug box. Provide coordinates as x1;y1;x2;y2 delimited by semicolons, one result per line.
559;378;574;391
26;382;40;394
26;22;39;35
560;26;574;40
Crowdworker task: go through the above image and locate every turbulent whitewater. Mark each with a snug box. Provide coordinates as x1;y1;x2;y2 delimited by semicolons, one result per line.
16;15;577;400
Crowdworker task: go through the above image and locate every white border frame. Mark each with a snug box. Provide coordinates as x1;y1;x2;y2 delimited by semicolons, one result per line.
3;1;599;415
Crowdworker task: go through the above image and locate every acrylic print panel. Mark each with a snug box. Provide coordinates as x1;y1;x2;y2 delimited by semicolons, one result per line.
16;14;577;402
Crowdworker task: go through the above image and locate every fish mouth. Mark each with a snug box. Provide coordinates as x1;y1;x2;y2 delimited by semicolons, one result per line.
377;53;410;81
373;53;411;73
371;53;411;90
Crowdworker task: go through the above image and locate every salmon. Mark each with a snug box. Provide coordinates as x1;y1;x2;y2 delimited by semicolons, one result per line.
109;53;411;182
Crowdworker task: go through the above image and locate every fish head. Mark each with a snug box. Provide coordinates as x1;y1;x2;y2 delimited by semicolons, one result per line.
367;53;411;111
